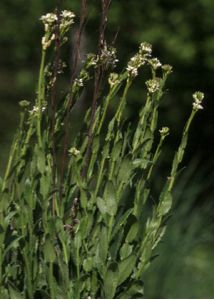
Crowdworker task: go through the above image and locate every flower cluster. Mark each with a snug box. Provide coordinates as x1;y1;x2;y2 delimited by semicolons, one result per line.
192;91;204;111
40;13;58;31
60;10;75;34
72;69;90;93
146;78;161;94
108;73;120;88
40;10;75;50
148;58;162;70
162;64;173;75
84;45;118;69
159;126;170;137
29;106;46;115
139;42;152;56
68;147;80;156
100;45;118;68
127;42;152;77
85;53;99;67
19;100;30;108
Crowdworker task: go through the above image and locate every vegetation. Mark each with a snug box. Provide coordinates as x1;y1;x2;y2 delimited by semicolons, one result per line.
0;3;205;298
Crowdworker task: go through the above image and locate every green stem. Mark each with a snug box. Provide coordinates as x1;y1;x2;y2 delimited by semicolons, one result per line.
115;79;132;124
169;110;196;191
95;156;105;196
96;89;114;135
37;50;46;148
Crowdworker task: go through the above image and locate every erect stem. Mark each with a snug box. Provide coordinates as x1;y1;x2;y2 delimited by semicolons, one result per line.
60;0;88;199
37;50;46;149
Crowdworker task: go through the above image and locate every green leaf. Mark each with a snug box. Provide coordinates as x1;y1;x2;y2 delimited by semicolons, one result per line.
119;242;133;260
111;140;122;161
118;254;137;286
104;262;119;299
97;197;107;215
132;158;152;169
96;225;108;276
80;189;87;209
118;280;144;299
92;135;100;154
83;257;94;272
8;286;23;299
159;190;172;215
40;175;50;198
35;146;46;174
44;239;56;262
111;208;133;239
104;181;117;216
126;221;139;243
3;236;23;259
118;158;133;184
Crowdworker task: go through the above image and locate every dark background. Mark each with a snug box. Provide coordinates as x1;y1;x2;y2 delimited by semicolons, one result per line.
0;0;213;297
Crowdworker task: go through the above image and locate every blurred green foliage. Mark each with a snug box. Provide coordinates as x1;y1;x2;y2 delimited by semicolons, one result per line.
144;160;214;298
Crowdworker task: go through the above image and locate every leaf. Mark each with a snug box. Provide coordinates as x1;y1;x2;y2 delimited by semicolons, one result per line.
104;262;119;299
80;189;87;209
111;208;133;239
95;225;108;277
118;158;133;184
118;254;137;286
40;175;50;198
35;146;46;174
91;270;98;296
132;158;152;169
8;286;23;299
92;135;100;154
119;242;133;260
111;140;122;161
110;228;124;260
44;239;56;262
97;197;107;215
79;214;93;239
104;181;117;216
83;257;94;272
3;236;23;259
159;190;172;215
118;280;144;299
126;221;139;243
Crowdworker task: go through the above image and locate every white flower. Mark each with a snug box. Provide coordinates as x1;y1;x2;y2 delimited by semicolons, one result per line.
146;78;161;93
29;106;46;115
192;91;204;110
41;33;55;50
149;58;162;70
162;64;173;74
61;10;75;19
73;78;84;88
19;100;30;108
40;13;58;26
159;127;169;136
68;147;80;156
100;45;118;67
139;42;152;56
60;10;75;31
108;73;120;87
126;53;145;77
126;65;138;77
